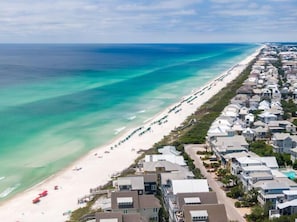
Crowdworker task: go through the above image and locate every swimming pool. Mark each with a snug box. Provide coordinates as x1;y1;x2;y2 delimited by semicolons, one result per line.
283;171;296;179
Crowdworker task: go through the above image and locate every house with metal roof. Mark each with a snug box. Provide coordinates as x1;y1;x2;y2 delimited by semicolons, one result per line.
244;113;255;126
145;154;186;166
253;126;269;139
257;181;291;207
210;135;249;161
95;212;147;222
258;100;271;111
162;179;209;222
258;111;277;124
114;174;158;195
242;127;256;141
275;190;297;217
182;204;228;222
277;199;297;216
110;191;160;222
160;171;194;186
271;133;297;153
158;146;181;156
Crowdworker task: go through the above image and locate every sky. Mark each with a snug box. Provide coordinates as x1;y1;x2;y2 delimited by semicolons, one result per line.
0;0;296;43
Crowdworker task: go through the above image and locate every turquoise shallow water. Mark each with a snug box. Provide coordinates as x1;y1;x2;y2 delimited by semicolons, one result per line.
0;44;258;201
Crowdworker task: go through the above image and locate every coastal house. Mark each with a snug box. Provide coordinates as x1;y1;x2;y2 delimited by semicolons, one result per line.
143;174;158;195
223;151;257;167
158;146;181;156
246;74;259;85
276;190;297;216
207;125;232;140
242;127;255;141
160;170;195;186
268;120;296;134
182;204;228;222
258;111;277;124
173;192;225;222
161;179;209;222
231;156;279;177
145;154;186;166
207;117;235;140
253;88;262;96
115;176;144;195
261;85;281;101
114;174;158;195
271;88;282;101
242;169;297;203
142;160;187;174
245;113;255;126
142;160;195;188
257;181;291;207
258;100;270;111
95;212;147;222
271;133;297;153
231;154;280;191
110;191;160;222
231;121;244;135
241;165;272;190
280;87;289;98
221;104;240;118
231;156;265;176
268;121;286;133
249;95;261;110
230;94;249;106
253;120;266;127
267;108;283;120
236;85;253;96
238;106;249;119
271;101;283;111
210;135;249;161
176;192;218;209
253;126;269;140
262;88;273;100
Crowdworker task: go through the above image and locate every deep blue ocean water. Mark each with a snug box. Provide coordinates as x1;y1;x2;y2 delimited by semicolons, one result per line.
0;43;258;200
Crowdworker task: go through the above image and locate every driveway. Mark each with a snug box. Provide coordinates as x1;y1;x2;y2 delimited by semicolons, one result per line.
185;144;246;222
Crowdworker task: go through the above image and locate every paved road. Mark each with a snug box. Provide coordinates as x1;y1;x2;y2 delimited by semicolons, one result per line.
185;144;246;222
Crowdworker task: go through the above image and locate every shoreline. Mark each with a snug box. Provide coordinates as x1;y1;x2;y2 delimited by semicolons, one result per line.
0;46;263;222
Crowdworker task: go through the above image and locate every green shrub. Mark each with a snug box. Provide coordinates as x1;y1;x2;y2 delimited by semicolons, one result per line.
235;201;241;208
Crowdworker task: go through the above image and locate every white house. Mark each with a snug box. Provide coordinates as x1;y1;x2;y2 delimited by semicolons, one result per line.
258;111;277;124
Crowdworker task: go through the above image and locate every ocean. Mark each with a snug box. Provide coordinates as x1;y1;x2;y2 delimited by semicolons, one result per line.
0;43;258;201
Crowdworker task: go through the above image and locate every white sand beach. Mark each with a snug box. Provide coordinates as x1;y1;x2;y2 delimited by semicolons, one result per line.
0;47;262;222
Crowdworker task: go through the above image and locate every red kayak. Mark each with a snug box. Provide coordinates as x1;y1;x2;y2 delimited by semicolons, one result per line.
39;190;48;197
32;197;40;204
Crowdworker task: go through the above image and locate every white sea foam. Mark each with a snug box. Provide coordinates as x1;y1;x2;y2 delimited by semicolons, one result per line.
114;127;126;135
0;183;20;198
0;176;5;181
137;110;146;113
127;115;136;120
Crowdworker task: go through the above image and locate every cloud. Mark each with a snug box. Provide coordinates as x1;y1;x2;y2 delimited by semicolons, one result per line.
0;0;296;42
116;0;201;11
210;0;247;3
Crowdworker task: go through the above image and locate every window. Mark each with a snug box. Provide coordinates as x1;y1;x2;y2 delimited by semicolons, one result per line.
192;215;208;221
117;197;133;208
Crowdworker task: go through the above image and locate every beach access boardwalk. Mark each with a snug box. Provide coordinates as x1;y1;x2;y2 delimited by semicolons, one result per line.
185;144;246;222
